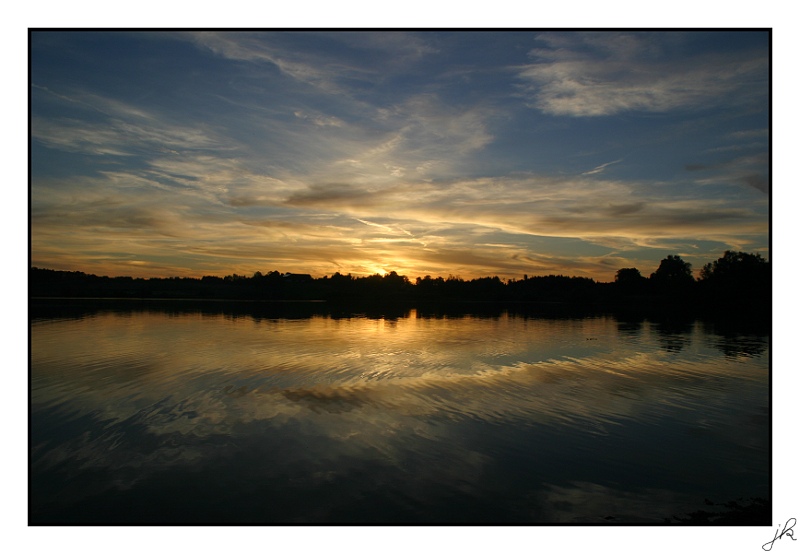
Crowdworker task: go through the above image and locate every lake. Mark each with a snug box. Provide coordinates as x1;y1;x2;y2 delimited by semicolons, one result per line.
30;300;769;524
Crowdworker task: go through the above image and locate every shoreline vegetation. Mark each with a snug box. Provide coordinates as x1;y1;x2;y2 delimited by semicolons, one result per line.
30;251;769;322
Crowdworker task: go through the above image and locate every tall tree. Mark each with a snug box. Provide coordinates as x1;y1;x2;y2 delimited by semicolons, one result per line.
650;255;694;295
699;251;769;299
651;255;693;282
700;251;768;283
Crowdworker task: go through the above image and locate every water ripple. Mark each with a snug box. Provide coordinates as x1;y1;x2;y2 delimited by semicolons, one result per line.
30;307;769;523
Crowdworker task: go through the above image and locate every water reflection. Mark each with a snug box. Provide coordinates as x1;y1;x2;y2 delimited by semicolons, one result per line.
651;318;695;353
30;300;769;523
699;320;769;359
616;316;644;338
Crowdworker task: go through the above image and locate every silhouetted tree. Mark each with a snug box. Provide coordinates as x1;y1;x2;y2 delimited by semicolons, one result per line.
699;251;769;289
651;255;693;282
614;267;647;294
30;254;766;322
615;267;643;283
650;255;694;296
698;251;769;316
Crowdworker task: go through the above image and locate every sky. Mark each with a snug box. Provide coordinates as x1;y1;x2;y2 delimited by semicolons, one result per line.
15;14;797;554
30;30;770;281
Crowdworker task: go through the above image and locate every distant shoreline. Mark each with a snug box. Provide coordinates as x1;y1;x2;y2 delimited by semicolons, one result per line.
29;258;770;325
29;294;770;330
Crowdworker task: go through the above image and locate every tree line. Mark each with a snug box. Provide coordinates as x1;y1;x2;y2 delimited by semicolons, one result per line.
30;250;769;317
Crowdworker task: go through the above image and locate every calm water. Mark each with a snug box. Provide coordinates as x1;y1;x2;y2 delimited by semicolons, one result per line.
30;301;769;524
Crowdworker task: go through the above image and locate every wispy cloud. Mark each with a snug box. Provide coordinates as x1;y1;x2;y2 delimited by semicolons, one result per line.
582;159;622;176
184;32;384;96
685;152;769;193
516;32;768;117
31;87;226;157
30;31;769;281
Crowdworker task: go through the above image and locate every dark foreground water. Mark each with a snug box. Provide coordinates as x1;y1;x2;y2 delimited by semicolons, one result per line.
30;300;769;524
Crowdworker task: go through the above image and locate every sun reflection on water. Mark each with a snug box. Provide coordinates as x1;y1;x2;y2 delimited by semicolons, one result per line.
30;304;769;523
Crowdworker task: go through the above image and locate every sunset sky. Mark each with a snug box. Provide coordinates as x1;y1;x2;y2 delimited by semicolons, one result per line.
30;30;770;281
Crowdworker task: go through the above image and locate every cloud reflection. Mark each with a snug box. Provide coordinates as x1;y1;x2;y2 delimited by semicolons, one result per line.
31;307;770;523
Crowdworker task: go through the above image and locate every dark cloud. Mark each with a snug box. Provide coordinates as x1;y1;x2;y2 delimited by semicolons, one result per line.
240;219;312;230
228;196;277;207
605;202;645;217
685;151;769;195
30;32;770;281
743;174;769;193
34;202;178;235
284;184;378;208
657;208;752;226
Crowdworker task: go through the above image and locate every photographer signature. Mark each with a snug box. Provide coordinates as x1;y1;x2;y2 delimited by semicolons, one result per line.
763;518;796;551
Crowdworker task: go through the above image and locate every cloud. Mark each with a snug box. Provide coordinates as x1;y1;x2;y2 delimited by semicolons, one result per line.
259;93;496;186
30;32;769;282
331;31;438;60
605;202;644;217
285;183;383;210
684;152;769;193
743;174;769;194
702;128;768;154
355;218;397;233
338;93;494;181
516;32;768;117
582;159;622;176
277;173;767;261
726;128;769;140
186;31;437;89
185;32;377;95
32;83;155;121
31;118;135;156
31;106;224;158
32;142;768;280
293;110;344;127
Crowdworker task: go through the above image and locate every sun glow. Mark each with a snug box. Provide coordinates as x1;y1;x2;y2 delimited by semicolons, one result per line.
30;31;769;283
